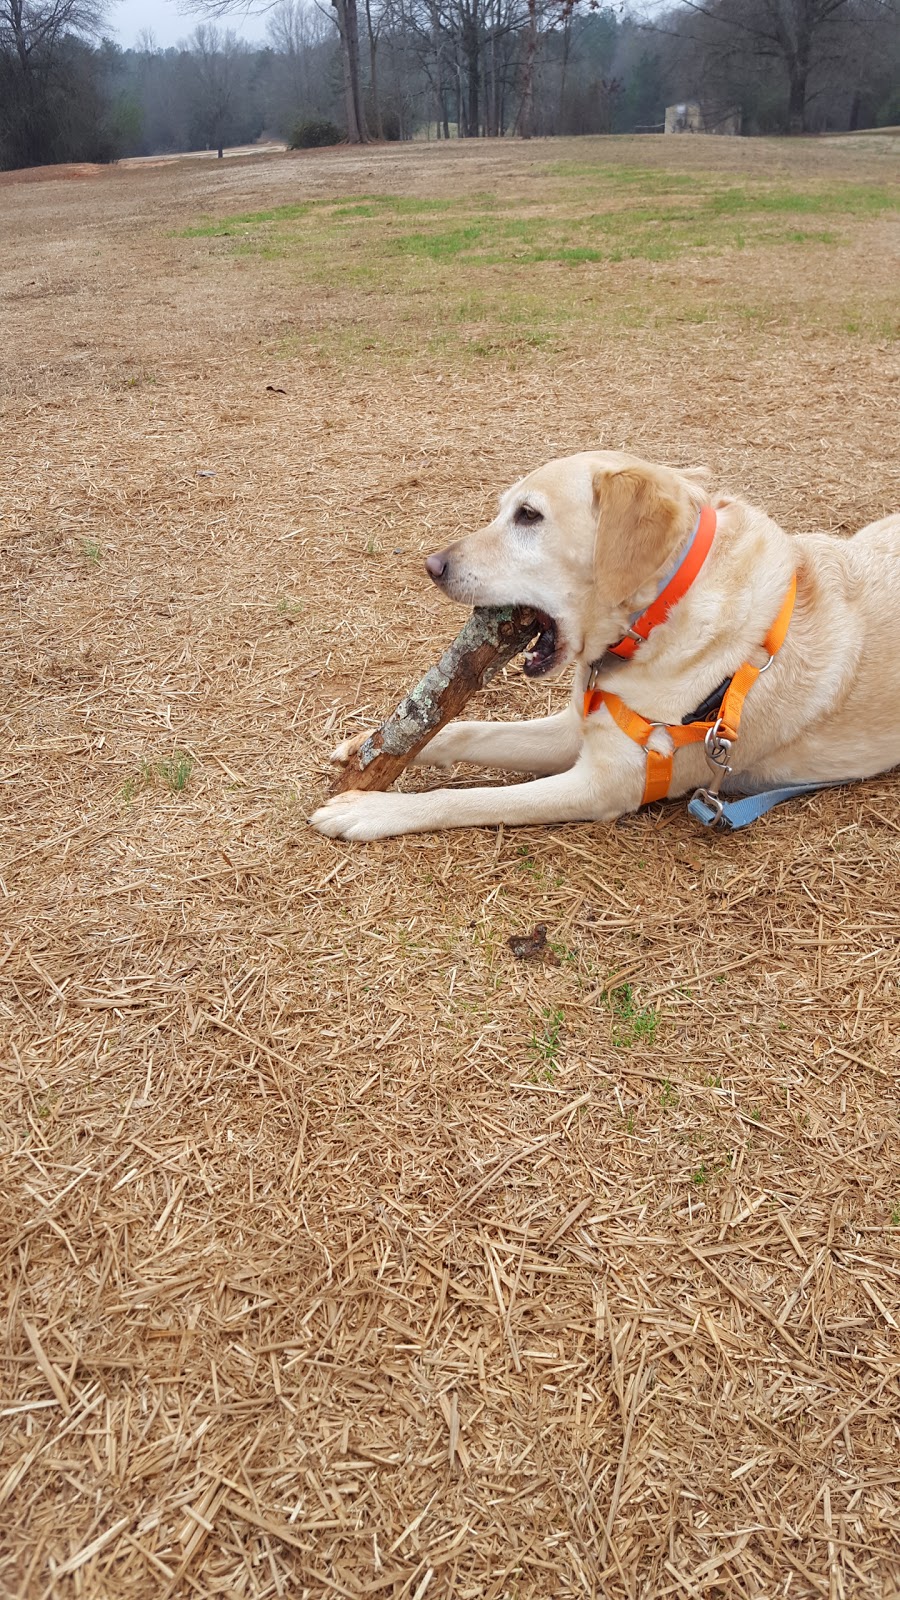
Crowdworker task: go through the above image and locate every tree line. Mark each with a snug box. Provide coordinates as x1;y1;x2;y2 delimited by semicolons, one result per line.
1;0;897;170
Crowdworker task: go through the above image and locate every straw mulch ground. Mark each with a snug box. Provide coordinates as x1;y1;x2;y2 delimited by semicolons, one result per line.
2;136;899;1600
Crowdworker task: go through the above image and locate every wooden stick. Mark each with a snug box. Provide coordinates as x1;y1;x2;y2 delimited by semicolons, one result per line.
330;606;540;794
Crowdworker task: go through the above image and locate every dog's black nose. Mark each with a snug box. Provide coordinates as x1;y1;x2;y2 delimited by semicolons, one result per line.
425;552;448;580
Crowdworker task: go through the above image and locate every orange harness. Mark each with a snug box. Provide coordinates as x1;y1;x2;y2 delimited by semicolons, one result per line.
583;575;798;807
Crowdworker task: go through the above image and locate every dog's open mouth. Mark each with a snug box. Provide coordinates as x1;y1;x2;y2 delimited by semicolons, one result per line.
523;611;560;678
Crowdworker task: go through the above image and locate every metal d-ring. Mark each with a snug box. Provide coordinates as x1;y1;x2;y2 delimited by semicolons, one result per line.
703;718;733;780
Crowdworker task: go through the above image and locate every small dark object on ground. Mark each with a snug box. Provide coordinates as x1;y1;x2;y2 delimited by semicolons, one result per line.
507;924;559;963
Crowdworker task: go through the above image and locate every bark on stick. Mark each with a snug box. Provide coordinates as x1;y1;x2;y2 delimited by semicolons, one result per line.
331;606;540;794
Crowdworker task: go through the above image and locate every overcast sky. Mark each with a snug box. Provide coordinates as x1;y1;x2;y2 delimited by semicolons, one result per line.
112;0;270;49
111;0;664;52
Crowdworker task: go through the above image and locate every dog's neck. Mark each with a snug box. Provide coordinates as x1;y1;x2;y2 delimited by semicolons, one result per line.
588;506;715;680
581;496;796;727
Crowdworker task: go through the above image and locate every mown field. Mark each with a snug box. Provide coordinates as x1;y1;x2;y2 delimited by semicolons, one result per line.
2;133;899;1600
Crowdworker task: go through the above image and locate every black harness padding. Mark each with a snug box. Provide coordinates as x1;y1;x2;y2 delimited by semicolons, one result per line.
682;676;733;726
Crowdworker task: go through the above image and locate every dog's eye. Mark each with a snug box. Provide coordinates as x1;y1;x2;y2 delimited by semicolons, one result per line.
515;504;543;526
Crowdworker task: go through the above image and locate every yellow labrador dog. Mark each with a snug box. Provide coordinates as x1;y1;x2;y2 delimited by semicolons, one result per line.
312;451;900;840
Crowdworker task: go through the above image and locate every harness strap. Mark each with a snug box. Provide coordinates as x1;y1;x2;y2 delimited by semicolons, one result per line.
607;504;717;661
598;695;708;805
584;575;797;808
715;574;796;741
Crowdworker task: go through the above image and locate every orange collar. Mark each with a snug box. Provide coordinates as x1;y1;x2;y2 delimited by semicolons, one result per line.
583;574;797;808
605;503;717;662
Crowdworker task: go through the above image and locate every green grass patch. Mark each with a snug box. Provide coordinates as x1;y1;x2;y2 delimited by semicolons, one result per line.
182;201;318;236
706;182;894;217
332;195;456;218
180;163;898;364
157;751;194;793
121;752;193;800
607;983;658;1048
182;172;895;273
543;163;702;192
530;1005;565;1081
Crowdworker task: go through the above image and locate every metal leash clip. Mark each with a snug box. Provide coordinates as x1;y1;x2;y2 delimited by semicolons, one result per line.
690;717;733;826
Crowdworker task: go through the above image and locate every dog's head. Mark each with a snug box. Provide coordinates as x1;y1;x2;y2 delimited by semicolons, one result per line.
425;451;710;677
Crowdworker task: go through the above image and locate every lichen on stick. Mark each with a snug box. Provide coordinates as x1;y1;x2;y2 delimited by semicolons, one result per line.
330;606;540;794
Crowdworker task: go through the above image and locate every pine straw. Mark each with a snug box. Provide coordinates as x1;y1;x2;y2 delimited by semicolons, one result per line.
2;137;900;1600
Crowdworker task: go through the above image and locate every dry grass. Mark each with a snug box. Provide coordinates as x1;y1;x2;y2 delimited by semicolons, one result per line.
2;135;900;1600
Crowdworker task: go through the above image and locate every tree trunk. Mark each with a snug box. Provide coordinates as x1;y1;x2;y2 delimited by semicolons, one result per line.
331;0;368;143
429;0;450;139
430;13;441;139
463;20;480;136
787;67;808;133
772;4;813;135
516;0;538;139
346;0;368;142
364;0;384;139
489;4;498;135
558;9;571;134
10;0;41;166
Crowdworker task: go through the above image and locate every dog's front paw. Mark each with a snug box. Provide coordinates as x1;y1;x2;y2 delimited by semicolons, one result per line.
309;790;408;842
329;730;372;765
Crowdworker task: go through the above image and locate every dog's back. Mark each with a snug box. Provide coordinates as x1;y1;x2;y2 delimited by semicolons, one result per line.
852;512;900;558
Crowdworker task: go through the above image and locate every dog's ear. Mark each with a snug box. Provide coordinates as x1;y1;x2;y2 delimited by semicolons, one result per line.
593;463;699;605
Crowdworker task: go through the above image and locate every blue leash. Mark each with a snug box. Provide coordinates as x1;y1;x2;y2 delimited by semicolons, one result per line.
688;782;839;831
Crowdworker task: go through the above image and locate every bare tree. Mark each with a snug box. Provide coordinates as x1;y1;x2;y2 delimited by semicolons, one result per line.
0;0;107;67
189;23;247;154
266;0;333;127
5;0;892;169
179;0;369;139
0;0;109;163
434;0;528;135
661;0;897;132
330;0;368;138
517;0;579;139
363;0;385;136
515;0;537;132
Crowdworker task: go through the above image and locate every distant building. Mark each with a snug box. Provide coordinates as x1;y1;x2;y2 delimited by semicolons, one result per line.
665;101;742;136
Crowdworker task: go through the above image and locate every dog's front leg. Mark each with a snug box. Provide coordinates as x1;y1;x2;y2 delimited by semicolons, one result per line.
332;708;582;776
310;744;642;841
402;707;582;775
